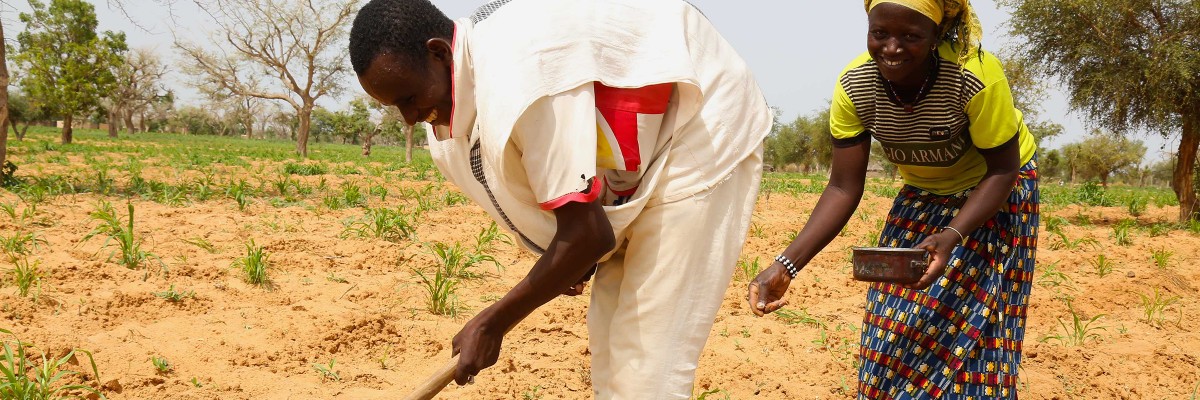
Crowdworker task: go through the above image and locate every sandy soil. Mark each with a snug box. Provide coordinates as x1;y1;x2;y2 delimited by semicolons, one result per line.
2;157;1199;399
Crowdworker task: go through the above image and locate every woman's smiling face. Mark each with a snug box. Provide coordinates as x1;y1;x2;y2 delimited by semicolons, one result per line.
867;3;940;87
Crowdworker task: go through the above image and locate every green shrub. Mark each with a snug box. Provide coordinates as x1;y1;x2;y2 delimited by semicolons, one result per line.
1076;181;1112;206
282;162;327;176
233;240;270;287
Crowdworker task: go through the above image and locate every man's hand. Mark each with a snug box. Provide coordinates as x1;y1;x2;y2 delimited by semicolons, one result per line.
451;314;504;385
447;200;614;385
562;264;598;296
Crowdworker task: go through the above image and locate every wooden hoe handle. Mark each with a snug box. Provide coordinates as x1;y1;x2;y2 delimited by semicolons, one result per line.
401;354;460;400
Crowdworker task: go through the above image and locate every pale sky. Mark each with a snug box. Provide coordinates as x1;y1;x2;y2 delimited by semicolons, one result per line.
0;0;1175;162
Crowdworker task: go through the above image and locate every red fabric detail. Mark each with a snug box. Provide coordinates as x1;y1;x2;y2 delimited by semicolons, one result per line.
597;106;640;172
594;83;671;172
954;371;1018;386
539;177;603;210
594;83;673;113
610;185;639;197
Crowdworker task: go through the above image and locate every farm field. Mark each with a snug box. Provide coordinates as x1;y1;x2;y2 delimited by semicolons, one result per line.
2;128;1198;399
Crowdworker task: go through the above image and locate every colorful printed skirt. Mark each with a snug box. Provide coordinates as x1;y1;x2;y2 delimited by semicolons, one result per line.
858;158;1039;399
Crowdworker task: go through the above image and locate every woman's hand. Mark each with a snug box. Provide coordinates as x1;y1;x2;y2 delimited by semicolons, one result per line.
451;313;505;385
908;231;959;290
743;141;869;314
747;263;793;316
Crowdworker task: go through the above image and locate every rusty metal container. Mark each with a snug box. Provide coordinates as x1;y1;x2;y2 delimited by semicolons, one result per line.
851;247;928;284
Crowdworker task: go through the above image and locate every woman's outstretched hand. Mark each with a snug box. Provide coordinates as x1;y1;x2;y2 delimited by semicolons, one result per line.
747;263;793;316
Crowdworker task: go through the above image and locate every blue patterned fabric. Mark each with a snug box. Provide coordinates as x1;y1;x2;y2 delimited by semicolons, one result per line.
858;158;1039;399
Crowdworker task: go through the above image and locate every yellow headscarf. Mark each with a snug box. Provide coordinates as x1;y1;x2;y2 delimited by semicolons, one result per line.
864;0;983;67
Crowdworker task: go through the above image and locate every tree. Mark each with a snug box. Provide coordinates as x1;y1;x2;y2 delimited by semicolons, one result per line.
1060;142;1084;183
1001;0;1200;221
1150;159;1175;187
343;99;373;145
365;97;426;161
13;0;127;144
764;107;833;173
1063;131;1146;187
170;105;226;136
143;90;176;133
1000;51;1046;122
999;50;1066;146
1026;120;1065;145
182;60;265;140
1038;148;1064;182
311;102;373;144
176;0;359;158
309;107;339;143
232;95;267;139
7;91;50;141
108;48;168;136
1;19;11;173
267;108;298;140
1118;162;1153;187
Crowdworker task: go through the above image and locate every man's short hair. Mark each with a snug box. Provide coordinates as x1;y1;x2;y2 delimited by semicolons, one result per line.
349;0;455;75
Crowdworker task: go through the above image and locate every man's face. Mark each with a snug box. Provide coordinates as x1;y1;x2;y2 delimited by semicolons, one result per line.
358;39;454;126
866;3;939;87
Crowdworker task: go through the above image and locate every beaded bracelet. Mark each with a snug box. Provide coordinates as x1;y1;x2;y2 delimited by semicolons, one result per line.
775;254;801;279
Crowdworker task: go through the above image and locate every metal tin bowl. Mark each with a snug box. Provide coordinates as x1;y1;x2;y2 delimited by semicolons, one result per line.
851;247;928;284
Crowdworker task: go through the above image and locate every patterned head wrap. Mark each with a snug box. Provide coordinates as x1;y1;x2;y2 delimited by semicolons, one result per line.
865;0;983;67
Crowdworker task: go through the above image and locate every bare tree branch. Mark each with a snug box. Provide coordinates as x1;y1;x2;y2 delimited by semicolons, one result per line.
175;0;355;157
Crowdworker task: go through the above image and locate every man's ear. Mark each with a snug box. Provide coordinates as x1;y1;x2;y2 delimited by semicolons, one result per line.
426;38;453;67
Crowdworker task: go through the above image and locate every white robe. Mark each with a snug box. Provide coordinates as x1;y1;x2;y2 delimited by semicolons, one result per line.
429;0;772;253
